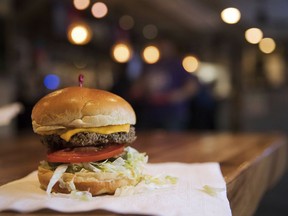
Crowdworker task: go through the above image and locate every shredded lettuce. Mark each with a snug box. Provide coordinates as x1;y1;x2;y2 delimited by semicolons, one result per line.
46;164;68;195
42;147;177;198
69;191;92;201
58;176;76;191
200;185;225;196
42;147;148;179
115;174;178;196
53;177;92;201
51;190;93;201
42;147;178;198
87;146;148;179
82;163;101;173
42;147;148;195
143;174;178;186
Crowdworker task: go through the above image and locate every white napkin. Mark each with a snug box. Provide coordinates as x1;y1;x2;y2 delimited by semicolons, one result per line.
0;162;231;216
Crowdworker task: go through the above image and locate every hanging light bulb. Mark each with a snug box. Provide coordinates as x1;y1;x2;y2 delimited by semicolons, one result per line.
245;28;263;44
73;0;90;10
221;7;241;24
142;45;160;64
112;43;132;63
182;55;199;73
91;2;108;18
67;23;92;45
259;38;276;54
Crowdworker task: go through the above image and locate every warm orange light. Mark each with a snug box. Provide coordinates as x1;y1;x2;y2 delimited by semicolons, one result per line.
142;45;160;64
112;43;132;63
259;38;276;54
73;0;90;10
245;28;263;44
182;55;199;73
67;23;92;45
221;7;241;24
91;2;108;18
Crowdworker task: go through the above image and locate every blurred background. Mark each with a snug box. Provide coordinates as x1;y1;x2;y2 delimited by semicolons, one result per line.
0;0;288;215
1;0;288;135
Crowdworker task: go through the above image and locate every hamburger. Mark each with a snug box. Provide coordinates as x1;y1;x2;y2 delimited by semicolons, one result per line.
31;86;147;196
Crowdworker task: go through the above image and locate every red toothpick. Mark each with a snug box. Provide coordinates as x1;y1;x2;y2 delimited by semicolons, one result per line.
78;74;84;87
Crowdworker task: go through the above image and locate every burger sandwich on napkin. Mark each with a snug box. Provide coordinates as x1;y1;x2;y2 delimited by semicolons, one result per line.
31;86;147;196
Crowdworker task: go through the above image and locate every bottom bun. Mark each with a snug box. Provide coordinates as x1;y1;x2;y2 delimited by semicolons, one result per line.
38;166;139;196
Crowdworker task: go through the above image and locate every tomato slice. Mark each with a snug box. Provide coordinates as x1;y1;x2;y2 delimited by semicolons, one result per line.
47;144;125;163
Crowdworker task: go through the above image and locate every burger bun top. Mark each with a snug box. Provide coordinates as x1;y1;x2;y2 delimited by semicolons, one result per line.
31;87;136;134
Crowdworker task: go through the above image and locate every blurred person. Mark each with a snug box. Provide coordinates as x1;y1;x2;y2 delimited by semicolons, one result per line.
130;39;198;131
188;81;217;131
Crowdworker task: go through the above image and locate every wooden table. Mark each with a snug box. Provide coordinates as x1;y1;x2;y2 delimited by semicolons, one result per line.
0;131;287;216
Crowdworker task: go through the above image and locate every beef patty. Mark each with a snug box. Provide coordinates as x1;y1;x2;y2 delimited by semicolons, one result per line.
41;126;136;152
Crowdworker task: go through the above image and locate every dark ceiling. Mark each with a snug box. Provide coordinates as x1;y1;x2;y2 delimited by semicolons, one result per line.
107;0;288;40
1;0;287;45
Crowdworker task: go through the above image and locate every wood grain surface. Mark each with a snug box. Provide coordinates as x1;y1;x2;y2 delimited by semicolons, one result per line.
0;131;287;216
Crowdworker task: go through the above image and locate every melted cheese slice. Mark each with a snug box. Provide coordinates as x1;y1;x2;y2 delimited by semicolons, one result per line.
60;124;130;142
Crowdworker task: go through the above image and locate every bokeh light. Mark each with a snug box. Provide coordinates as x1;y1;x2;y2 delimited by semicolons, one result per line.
197;63;218;83
73;0;90;10
67;23;92;45
91;2;108;18
112;43;132;63
259;38;276;54
44;74;60;90
142;45;160;64
143;24;158;39
119;15;135;30
182;55;199;73
221;7;241;24
245;28;263;44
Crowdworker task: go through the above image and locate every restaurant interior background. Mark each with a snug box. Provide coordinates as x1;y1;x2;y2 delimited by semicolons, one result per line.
1;0;288;135
0;0;288;215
